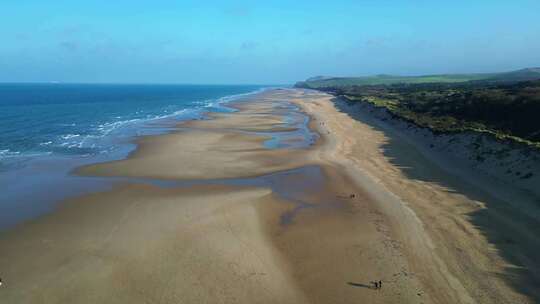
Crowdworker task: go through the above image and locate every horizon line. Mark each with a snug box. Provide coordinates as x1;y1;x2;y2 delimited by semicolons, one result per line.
0;82;291;86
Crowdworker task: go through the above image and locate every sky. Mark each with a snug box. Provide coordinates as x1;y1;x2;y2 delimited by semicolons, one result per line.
1;0;540;84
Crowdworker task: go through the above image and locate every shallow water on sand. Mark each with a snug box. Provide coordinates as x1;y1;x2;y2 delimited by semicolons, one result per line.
258;102;318;149
132;165;342;226
0;90;319;230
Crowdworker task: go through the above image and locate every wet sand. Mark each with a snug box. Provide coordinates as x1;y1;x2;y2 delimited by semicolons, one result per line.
0;89;536;303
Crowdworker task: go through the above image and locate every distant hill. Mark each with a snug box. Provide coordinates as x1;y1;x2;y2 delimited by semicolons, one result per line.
488;68;540;82
296;68;540;89
306;76;334;82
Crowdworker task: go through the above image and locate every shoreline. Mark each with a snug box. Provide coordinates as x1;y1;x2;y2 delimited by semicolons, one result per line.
0;88;267;231
0;89;537;303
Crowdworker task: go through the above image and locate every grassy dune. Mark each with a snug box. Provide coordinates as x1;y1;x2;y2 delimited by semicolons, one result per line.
297;68;540;88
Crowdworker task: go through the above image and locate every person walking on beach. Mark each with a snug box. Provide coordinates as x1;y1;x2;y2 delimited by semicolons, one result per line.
371;280;383;290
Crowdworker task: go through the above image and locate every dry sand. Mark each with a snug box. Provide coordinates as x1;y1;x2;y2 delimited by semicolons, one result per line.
287;89;539;303
0;89;536;303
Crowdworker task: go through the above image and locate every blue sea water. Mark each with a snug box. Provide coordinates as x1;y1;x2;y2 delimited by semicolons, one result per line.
0;83;267;170
0;83;269;229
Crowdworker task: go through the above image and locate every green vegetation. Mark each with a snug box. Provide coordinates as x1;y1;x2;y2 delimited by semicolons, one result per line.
296;68;540;88
297;73;494;88
295;68;540;148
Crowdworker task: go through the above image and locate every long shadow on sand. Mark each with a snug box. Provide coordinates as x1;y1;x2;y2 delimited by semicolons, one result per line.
347;282;376;289
331;97;540;302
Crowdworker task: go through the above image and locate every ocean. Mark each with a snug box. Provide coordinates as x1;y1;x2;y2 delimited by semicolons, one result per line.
0;84;268;170
0;83;269;228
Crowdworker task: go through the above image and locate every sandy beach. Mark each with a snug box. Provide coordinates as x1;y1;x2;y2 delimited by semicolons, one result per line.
0;89;537;303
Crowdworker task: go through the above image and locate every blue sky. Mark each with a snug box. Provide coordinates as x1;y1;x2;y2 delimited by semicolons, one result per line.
1;0;539;84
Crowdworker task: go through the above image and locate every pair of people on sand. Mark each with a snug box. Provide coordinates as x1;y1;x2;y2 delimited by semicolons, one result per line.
372;280;382;289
